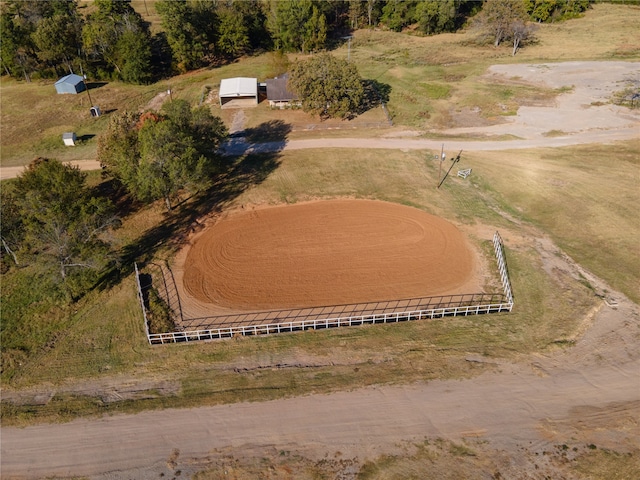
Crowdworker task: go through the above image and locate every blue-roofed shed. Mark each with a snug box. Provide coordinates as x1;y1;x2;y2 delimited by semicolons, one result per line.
54;74;86;94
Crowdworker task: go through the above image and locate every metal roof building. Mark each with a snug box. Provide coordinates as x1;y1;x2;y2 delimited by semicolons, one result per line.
54;74;86;94
265;73;299;109
219;77;258;108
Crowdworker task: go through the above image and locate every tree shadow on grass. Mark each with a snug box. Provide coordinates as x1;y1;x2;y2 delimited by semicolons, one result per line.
357;79;392;115
95;124;289;291
242;119;293;143
91;178;145;220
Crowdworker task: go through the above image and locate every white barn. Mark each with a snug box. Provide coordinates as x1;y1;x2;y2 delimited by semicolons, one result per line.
219;77;258;108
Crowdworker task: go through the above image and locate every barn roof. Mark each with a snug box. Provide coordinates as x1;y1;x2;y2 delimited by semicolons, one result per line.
266;73;298;102
55;74;84;86
219;77;258;98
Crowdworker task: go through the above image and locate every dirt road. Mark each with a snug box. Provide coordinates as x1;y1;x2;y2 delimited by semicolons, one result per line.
2;228;639;479
0;160;102;181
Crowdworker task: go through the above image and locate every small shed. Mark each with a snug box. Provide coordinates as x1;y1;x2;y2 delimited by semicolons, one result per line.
54;74;86;94
266;73;299;109
62;132;77;146
219;77;258;108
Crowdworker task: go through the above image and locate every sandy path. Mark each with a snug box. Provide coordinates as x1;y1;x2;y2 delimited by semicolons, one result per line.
0;160;101;181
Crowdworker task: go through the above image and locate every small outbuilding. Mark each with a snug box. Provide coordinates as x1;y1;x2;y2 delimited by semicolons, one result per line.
266;73;299;109
62;132;77;146
219;77;258;108
54;74;86;94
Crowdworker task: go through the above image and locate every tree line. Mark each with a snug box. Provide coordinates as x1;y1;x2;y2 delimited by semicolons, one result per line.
1;0;594;84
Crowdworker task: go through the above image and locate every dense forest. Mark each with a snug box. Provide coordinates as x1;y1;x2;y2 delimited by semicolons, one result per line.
1;0;595;84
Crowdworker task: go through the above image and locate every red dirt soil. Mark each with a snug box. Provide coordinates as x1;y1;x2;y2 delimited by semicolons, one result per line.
180;199;481;313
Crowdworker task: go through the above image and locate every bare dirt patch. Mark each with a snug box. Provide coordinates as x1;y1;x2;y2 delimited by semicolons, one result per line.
178;199;482;316
443;61;640;139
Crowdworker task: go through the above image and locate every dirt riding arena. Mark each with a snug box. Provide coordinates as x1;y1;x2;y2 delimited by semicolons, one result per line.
173;199;484;321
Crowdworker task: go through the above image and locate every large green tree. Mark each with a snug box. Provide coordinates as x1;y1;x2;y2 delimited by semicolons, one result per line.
82;0;153;83
0;2;41;81
289;52;364;120
216;6;250;57
12;158;119;293
266;0;327;53
526;0;590;23
0;190;23;268
98;100;228;211
475;0;530;47
381;0;417;31
156;0;217;72
415;0;458;35
31;11;83;75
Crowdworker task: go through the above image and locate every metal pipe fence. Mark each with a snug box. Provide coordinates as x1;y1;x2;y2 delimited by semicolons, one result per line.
148;300;511;344
134;262;151;342
493;231;514;305
137;232;514;345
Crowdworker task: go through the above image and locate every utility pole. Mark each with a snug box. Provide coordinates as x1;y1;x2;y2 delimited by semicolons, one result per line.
83;77;93;106
438;144;445;187
437;150;462;189
342;36;353;61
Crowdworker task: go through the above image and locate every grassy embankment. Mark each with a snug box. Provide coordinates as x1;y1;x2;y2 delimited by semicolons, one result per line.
1;3;639;426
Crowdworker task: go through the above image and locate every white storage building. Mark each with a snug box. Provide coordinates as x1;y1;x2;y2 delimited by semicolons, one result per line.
219;77;258;108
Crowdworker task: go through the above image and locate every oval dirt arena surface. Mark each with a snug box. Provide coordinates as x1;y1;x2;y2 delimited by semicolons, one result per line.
182;199;479;312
